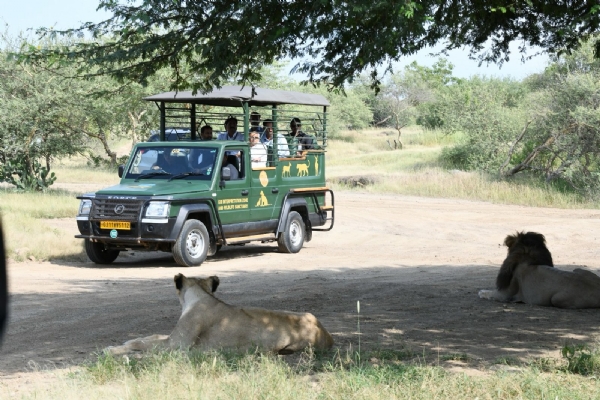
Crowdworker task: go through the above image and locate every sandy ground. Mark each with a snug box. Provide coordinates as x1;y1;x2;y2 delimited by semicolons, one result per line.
2;191;600;382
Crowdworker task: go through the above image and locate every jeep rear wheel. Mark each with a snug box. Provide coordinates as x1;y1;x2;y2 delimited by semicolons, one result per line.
85;239;120;264
173;219;209;267
277;211;305;253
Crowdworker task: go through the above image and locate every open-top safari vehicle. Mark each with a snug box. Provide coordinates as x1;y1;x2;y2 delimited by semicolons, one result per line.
75;86;335;267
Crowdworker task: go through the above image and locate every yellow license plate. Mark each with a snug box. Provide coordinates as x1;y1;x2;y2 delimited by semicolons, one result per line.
100;221;131;230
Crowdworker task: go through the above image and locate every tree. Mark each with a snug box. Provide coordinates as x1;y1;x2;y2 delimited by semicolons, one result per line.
438;77;530;171
439;38;600;197
23;0;600;93
0;32;167;190
500;41;600;196
372;61;455;149
0;40;86;190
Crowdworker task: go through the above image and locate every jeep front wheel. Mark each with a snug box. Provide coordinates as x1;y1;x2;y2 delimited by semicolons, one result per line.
85;239;120;264
277;211;305;253
173;219;209;267
207;242;222;257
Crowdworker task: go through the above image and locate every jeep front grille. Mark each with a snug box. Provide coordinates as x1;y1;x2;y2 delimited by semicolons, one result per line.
91;199;143;221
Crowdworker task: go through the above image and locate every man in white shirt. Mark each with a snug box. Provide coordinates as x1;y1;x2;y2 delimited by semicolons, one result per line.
260;119;290;158
249;132;268;168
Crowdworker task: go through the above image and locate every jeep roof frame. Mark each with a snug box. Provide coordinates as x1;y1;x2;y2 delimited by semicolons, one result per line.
145;86;330;142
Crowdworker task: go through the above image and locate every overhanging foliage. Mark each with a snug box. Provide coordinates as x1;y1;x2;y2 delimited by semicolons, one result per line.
21;0;600;93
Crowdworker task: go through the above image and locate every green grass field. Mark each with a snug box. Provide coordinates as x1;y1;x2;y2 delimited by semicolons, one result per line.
7;346;600;399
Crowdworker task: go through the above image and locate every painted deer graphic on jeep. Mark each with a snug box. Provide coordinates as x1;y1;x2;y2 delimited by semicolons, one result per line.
282;162;292;177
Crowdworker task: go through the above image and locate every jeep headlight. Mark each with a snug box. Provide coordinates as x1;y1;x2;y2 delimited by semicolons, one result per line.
78;199;92;216
145;201;170;218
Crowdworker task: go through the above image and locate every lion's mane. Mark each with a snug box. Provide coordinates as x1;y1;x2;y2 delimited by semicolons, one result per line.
496;231;554;290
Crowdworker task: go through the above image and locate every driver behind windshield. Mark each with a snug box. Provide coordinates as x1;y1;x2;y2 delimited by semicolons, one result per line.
152;150;190;175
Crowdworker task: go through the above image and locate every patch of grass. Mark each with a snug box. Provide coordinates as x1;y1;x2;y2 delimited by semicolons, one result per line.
440;353;471;362
528;357;562;373
327;127;597;209
0;189;83;261
0;189;79;219
562;344;600;375
11;348;600;399
52;158;121;186
404;129;464;147
494;356;522;366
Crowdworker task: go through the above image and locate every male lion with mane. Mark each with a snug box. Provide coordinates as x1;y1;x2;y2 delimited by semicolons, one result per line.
107;274;334;355
479;231;600;308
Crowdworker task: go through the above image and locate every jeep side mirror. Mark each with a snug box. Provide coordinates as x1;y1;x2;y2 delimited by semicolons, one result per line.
219;166;230;189
118;165;125;178
221;167;231;181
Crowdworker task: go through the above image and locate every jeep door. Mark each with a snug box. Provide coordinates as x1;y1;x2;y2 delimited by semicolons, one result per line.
215;148;251;226
250;166;278;222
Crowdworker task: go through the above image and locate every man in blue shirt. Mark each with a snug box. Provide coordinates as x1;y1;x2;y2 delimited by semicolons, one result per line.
217;117;244;142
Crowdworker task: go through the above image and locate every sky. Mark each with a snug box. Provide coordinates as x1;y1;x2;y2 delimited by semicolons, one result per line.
1;1;549;80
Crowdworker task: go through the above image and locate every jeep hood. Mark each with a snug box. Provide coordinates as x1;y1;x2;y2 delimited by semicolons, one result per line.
95;181;211;196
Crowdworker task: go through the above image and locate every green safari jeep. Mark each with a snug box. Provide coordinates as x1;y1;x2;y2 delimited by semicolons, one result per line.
75;86;335;267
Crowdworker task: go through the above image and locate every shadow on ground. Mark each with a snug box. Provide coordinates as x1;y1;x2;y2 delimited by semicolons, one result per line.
3;262;599;374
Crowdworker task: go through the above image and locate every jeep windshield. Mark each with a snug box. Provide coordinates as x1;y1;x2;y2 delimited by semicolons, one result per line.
126;145;217;181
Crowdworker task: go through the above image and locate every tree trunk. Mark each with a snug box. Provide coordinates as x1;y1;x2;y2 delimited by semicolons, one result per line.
128;110;146;146
97;129;118;165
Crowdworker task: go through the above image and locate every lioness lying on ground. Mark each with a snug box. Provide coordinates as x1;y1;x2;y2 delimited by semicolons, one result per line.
107;274;334;355
479;231;600;308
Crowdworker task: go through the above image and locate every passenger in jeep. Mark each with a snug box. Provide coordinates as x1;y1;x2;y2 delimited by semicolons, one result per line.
199;125;214;141
287;117;315;154
250;112;264;134
221;153;239;180
261;118;290;158
249;132;268;168
152;151;190;175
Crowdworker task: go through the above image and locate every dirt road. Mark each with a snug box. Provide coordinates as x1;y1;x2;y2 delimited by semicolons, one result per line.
2;191;600;375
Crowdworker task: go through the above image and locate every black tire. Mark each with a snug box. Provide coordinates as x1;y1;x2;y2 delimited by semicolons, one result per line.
277;211;305;253
207;242;222;257
172;219;209;267
85;239;120;264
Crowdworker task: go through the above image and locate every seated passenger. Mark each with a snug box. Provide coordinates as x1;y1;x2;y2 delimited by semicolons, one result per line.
152;150;189;175
217;116;244;142
286;117;316;155
250;112;264;134
199;125;214;141
190;148;216;174
221;153;239;180
217;116;243;161
249;132;268;168
260;119;290;158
